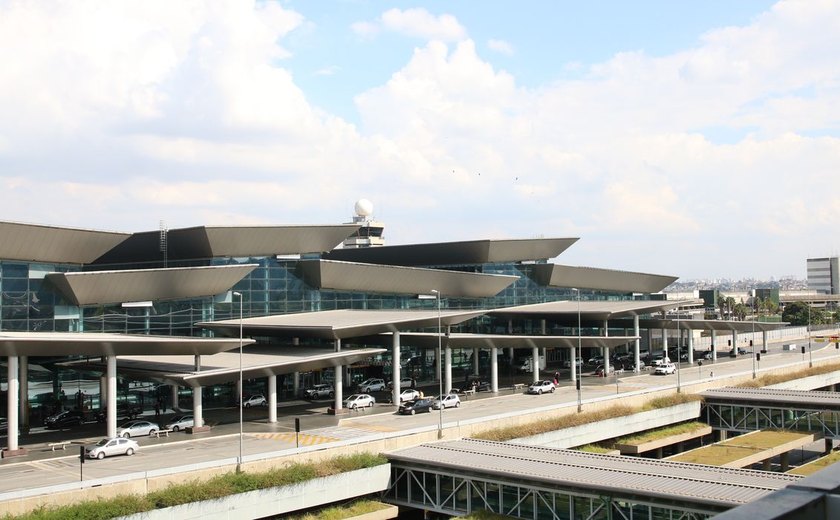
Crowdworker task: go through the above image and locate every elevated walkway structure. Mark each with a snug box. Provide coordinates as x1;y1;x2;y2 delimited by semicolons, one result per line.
384;439;799;519
701;387;840;438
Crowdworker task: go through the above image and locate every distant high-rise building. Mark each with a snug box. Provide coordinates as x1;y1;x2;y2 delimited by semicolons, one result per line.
806;257;840;294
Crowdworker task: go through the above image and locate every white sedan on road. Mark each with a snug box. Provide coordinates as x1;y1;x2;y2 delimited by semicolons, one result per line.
343;394;376;409
164;415;194;432
86;437;140;459
432;393;461;409
654;363;677;375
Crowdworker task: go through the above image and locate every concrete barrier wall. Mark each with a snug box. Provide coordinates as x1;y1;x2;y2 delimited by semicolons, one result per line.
507;401;702;449
118;465;391;520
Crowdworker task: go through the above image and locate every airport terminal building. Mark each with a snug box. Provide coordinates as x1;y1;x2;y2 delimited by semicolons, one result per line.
4;204;781;457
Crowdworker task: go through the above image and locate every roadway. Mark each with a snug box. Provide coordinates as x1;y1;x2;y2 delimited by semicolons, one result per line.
1;332;838;497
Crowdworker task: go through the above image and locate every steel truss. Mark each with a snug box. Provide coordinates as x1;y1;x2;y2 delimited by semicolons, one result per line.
384;464;714;520
705;403;840;437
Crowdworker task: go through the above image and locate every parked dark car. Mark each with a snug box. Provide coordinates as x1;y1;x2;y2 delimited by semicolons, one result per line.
94;403;142;423
398;398;434;415
44;410;85;429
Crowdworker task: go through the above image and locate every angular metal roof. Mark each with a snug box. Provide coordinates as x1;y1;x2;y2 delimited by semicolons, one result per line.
0;332;249;357
0;221;129;265
701;387;840;411
531;264;678;293
197;309;487;340
388;439;799;508
323;238;578;267
356;332;638;350
64;346;386;387
296;260;517;298
637;318;788;333
45;264;258;306
489;300;690;320
92;224;359;265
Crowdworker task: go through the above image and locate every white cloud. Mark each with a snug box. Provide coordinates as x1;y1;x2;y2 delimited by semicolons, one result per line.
487;39;514;56
354;8;467;42
0;1;838;279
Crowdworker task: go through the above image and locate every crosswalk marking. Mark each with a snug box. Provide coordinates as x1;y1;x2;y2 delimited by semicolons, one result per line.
252;432;338;446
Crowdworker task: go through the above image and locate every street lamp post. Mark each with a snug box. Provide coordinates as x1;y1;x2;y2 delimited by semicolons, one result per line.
752;319;756;379
233;291;243;472
572;288;582;412
808;303;813;368
431;289;443;439
676;306;681;393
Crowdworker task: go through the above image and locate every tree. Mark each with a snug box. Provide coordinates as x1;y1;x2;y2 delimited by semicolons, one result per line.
733;303;749;321
782;301;826;326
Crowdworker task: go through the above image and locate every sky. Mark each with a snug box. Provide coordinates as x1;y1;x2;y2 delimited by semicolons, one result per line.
0;0;838;281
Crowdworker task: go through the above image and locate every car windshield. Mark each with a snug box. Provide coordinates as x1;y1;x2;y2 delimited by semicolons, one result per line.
95;439;109;446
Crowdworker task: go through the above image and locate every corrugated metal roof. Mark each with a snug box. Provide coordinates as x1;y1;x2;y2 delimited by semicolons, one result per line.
0;221;129;264
531;264;678;293
701;387;840;410
388;439;799;507
323;238;578;266
198;309;487;340
45;264;257;305
296;260;517;298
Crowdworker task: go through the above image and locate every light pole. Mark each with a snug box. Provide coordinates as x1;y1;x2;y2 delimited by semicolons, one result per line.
808;302;813;368
676;305;681;393
572;288;582;412
752;319;756;379
233;291;243;472
431;289;443;439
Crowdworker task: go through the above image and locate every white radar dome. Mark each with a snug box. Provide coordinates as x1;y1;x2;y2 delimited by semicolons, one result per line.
354;199;374;217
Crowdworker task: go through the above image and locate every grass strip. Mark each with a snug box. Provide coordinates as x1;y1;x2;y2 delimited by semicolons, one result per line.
615;421;708;445
736;362;840;388
3;452;387;520
789;451;840;476
286;499;392;520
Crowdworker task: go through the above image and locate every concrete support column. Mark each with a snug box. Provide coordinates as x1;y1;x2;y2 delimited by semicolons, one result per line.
732;330;738;357
333;339;343;411
106;355;117;439
762;330;768;352
826;438;833;455
19;356;28;431
570;348;577;382
541;319;546;335
661;327;668;357
655;447;663;459
5;356;20;454
507;347;514;360
171;384;179;411
236;380;242;403
392;332;401;406
603;348;610;376
444;347;452;394
718;430;728;442
473;347;480;376
780;452;790;472
711;330;718;361
490;346;498;393
293;371;300;397
192;386;204;428
268;375;277;423
688;329;694;364
532;346;540;383
634;316;641;373
762;459;772;471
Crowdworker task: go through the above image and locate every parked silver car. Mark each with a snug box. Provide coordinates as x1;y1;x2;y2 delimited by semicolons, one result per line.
527;380;556;394
432;393;461;409
86;437;140;459
343;394;375;409
117;420;160;438
164;415;194;432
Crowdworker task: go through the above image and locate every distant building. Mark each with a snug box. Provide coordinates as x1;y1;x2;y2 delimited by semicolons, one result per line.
806;257;839;294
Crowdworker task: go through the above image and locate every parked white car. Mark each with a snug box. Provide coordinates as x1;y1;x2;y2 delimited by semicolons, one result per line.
654;363;677;375
242;394;267;408
358;378;386;393
86;437;140;459
117;420;160;438
387;377;416;390
432;393;461;409
398;389;421;402
527;380;556;395
164;415;194;432
343;394;376;409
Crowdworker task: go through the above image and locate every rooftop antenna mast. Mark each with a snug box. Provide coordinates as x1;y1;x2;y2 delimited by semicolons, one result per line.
159;220;168;268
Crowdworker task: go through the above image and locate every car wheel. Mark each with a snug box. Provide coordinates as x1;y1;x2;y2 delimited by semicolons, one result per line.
97;451;105;460
78;418;84;425
410;409;416;415
368;401;374;408
244;403;251;408
538;389;543;395
172;425;180;432
550;387;555;393
329;392;335;398
126;447;134;456
455;401;460;408
122;432;131;438
148;429;157;437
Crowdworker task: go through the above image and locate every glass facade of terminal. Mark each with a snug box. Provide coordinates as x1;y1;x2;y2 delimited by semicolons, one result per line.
1;254;642;424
